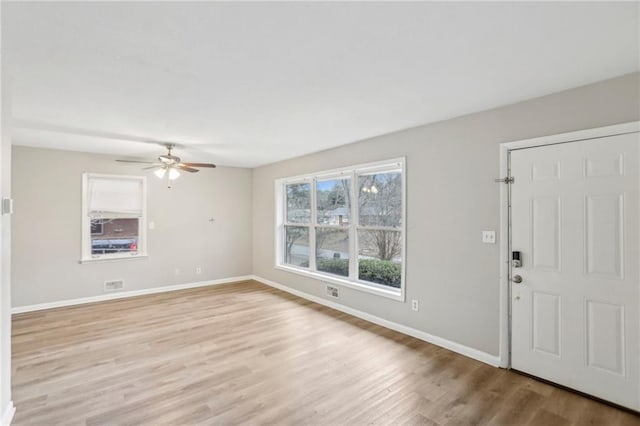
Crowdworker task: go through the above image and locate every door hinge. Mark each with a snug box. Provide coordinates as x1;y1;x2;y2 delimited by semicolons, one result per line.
494;177;514;184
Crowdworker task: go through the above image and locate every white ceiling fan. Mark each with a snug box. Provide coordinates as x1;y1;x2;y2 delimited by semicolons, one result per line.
117;144;216;187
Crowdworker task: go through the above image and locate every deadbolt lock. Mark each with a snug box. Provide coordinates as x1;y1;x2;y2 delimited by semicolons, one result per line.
512;251;522;268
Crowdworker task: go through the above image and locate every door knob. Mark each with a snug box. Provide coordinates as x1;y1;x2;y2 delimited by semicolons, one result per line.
512;275;523;284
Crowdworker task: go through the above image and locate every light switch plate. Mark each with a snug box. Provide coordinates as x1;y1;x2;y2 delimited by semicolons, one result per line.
482;230;496;244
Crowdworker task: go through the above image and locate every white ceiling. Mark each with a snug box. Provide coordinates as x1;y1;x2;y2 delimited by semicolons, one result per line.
3;2;639;168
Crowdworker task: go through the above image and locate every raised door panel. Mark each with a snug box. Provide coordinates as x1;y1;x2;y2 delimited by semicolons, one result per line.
586;300;625;376
585;194;624;279
532;292;561;357
531;197;561;271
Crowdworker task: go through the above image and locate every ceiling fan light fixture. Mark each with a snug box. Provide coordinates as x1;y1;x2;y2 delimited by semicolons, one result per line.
116;144;215;187
168;168;180;180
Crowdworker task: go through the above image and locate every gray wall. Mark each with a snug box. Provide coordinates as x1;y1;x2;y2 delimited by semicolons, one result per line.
9;73;640;359
12;147;253;307
252;72;640;357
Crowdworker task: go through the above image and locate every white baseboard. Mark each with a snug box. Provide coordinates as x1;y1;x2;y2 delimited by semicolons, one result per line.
252;275;501;368
12;275;253;314
2;401;15;426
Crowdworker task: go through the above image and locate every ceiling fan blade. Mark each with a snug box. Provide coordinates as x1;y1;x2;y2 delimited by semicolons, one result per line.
143;164;163;170
182;162;216;168
116;159;156;164
178;165;199;173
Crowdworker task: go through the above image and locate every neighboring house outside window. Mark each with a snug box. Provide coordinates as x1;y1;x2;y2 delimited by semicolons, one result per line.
275;158;406;301
81;173;147;262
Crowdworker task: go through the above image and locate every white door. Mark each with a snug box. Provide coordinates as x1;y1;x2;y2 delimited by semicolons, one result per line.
511;132;640;410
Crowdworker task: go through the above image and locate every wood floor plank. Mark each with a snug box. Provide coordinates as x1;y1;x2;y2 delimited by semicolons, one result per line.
11;280;640;425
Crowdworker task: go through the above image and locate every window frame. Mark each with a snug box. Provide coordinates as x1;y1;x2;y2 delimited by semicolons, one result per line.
81;173;148;263
275;158;406;301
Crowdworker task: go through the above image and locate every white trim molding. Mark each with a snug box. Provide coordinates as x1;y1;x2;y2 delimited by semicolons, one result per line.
2;401;15;426
502;121;639;152
252;275;501;368
497;121;640;369
11;275;253;314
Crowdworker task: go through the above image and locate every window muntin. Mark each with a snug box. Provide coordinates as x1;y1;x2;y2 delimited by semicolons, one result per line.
277;159;405;298
82;173;147;262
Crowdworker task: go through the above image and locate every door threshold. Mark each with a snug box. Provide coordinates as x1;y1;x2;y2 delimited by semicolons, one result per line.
511;369;640;416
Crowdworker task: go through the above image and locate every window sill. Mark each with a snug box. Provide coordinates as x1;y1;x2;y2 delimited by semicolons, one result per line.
79;254;148;264
275;264;404;302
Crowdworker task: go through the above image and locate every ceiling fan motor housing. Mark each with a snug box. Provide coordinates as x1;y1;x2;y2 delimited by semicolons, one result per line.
159;154;180;164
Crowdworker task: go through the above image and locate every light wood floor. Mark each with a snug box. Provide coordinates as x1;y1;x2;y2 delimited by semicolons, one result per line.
12;280;640;425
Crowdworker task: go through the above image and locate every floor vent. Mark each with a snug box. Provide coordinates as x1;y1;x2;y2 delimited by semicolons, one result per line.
104;279;124;292
326;285;339;298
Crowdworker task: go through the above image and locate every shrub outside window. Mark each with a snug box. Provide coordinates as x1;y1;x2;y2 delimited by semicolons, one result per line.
276;159;405;300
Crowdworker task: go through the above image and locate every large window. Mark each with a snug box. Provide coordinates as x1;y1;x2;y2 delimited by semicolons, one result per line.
81;173;147;262
276;159;405;300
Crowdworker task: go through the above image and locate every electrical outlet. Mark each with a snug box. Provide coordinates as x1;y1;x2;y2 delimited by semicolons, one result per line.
195;267;202;275
411;299;419;311
482;230;496;244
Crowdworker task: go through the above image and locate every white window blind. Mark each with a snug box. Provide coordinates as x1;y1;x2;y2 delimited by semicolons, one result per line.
87;176;143;217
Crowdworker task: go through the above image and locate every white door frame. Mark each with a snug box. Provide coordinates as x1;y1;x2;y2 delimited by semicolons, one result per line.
498;121;640;368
